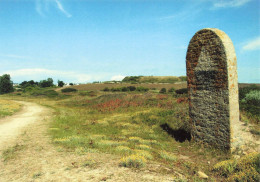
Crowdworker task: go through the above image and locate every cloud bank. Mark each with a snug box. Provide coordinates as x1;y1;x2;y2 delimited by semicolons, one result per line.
243;37;260;51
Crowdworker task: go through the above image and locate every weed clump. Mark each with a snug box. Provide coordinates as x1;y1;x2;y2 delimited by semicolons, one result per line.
160;151;177;161
119;154;147;168
134;149;153;159
213;152;260;181
115;146;133;155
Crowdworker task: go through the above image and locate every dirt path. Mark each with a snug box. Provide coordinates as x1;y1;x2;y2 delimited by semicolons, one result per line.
0;102;178;182
0;101;48;150
232;118;260;154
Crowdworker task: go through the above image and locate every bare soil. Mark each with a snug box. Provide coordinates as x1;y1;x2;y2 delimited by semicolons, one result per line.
0;101;180;182
0;101;258;181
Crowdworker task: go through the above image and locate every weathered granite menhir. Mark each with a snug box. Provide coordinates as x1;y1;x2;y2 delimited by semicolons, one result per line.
186;28;239;151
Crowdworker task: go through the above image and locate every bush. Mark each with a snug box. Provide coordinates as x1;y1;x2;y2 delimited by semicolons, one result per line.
241;90;260;106
168;87;175;93
103;87;110;92
136;86;149;92
121;87;129;92
239;85;260;100
159;88;166;94
61;88;78;93
119;154;147;168
175;88;188;94
127;86;136;91
240;90;260;119
213;153;260;181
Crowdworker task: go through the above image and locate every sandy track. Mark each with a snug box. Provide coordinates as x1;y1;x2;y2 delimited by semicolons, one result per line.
0;101;177;182
0;101;48;150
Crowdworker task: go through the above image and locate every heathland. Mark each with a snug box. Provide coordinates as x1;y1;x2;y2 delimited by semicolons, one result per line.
0;80;259;181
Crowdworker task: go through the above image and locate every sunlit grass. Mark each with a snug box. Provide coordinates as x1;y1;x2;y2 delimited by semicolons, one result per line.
0;99;22;118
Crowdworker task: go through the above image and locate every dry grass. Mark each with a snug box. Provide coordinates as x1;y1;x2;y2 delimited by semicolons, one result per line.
0;99;22;118
69;82;187;91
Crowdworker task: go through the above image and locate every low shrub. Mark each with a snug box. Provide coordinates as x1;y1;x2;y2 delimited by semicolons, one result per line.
175;88;188;95
159;88;166;94
240;90;260;123
121;87;129;92
119;154;147;168
239;84;260;100
213;152;260;181
30;89;58;98
61;88;78;93
160;151;177;161
168;87;175;93
241;90;260;106
136;86;149;92
127;86;136;91
103;87;110;92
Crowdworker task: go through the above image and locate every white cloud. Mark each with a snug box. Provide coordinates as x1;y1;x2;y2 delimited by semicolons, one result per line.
55;0;72;18
158;8;201;22
35;0;72;18
1;68;101;83
35;0;44;17
213;0;251;8
111;75;125;81
242;37;260;51
0;54;30;59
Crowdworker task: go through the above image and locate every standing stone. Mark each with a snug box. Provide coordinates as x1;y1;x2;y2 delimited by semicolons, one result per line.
186;28;239;151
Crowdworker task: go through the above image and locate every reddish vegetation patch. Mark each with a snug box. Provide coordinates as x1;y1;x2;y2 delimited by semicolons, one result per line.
156;94;168;100
177;97;188;104
95;99;143;112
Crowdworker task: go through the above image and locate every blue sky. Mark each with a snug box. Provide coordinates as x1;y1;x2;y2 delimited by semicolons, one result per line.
0;0;259;83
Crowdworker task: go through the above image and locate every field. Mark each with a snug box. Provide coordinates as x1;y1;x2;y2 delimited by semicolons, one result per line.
69;82;187;91
0;99;22;118
1;83;260;181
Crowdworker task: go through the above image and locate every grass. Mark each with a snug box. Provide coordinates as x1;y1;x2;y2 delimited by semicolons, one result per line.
213;152;260;181
119;154;147;168
2;83;259;181
1;144;25;161
0;99;22;118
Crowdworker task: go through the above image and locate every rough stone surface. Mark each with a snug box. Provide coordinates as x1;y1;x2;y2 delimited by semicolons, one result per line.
186;28;239;151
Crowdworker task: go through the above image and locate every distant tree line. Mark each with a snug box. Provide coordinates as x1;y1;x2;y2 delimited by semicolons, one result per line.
20;78;65;88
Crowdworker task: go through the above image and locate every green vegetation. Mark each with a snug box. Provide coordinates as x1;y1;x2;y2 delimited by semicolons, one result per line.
58;80;65;87
239;85;260;124
2;81;259;181
122;76;187;84
39;78;54;88
0;74;14;94
20;80;38;88
119;154;147;168
0;99;22;118
175;88;188;95
102;86;149;92
213;153;260;181
159;88;167;93
61;88;78;93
